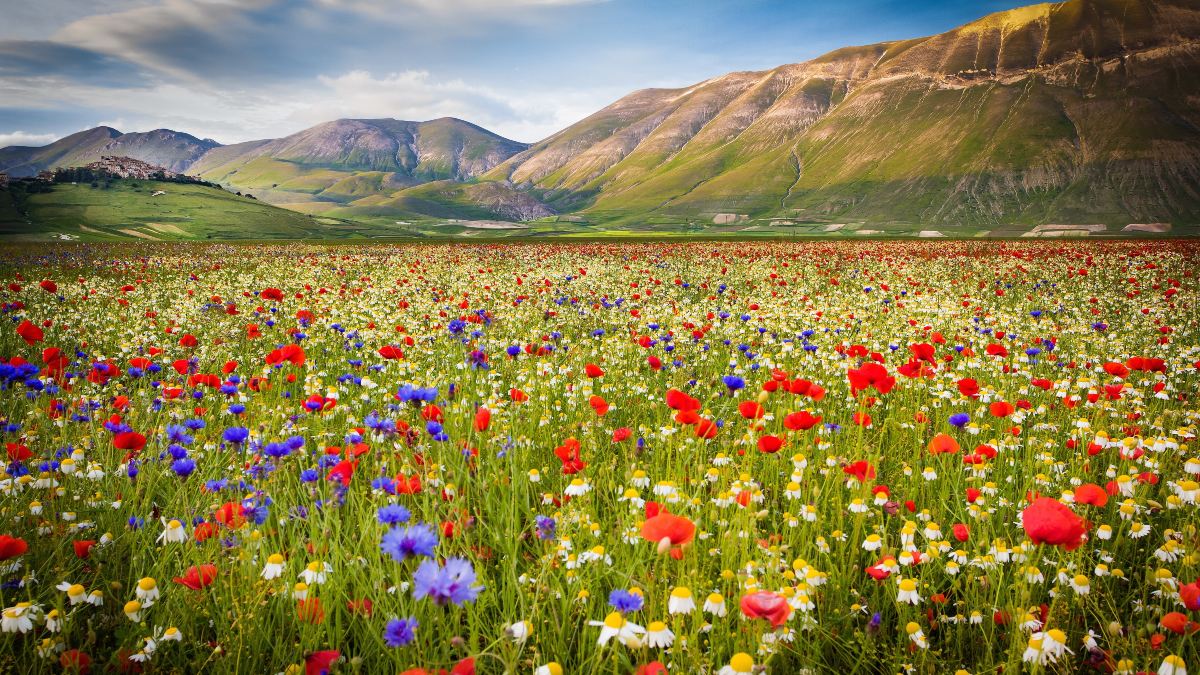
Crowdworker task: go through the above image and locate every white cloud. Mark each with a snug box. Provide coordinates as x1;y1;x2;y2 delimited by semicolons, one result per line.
0;131;60;148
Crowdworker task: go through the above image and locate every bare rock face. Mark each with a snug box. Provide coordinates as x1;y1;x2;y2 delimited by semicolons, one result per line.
464;183;556;221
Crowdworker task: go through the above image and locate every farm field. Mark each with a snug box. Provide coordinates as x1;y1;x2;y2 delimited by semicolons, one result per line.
0;240;1197;674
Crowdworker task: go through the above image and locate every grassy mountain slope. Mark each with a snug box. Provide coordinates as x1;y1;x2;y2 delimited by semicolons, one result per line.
480;0;1200;229
189;117;528;211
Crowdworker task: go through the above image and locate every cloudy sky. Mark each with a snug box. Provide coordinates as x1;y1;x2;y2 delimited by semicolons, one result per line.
1;0;1021;146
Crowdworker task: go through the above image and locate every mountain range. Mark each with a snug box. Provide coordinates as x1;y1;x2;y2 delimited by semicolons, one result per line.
3;0;1199;233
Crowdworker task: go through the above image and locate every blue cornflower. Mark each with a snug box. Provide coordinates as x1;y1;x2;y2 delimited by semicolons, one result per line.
381;523;438;561
171;457;196;477
948;413;970;428
412;557;479;606
383;617;418;647
165;425;194;445
377;504;411;526
223;426;250;444
722;375;745;391
535;515;556;540
608;589;644;613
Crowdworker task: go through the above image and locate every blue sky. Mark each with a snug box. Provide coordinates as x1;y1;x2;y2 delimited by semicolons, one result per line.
0;0;1024;147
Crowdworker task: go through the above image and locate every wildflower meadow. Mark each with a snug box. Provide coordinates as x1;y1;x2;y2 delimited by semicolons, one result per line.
0;240;1197;675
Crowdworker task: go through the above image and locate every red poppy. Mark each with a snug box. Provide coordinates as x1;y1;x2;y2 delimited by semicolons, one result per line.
173;564;218;590
988;401;1015;417
193;522;217;543
1021;497;1087;550
757;435;784;453
589;395;609;416
612;427;632;442
1161;611;1199;635
1181;581;1200;611
297;598;325;624
395;473;422;494
347;598;373;616
509;389;529;402
843;460;876;482
783;410;822;431
60;650;91;674
215;501;248;528
1103;361;1129;378
665;388;700;411
73;540;96;559
266;344;306;366
554;437;586;474
584;363;604;378
952;523;970;542
0;534;28;560
909;343;935;362
1074;483;1108;507
641;511;695;557
39;279;58;294
5;443;32;462
178;334;198;348
113;431;147;452
326;459;357;486
694;418;719;439
15;319;43;345
955;374;974;396
637;662;668;675
847;362;895;395
261;287;284;302
305;650;340;675
378;345;405;360
739;591;791;627
928;433;960;455
473;407;491;432
738;401;765;419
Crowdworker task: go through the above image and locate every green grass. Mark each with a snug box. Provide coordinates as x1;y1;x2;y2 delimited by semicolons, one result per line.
0;180;336;241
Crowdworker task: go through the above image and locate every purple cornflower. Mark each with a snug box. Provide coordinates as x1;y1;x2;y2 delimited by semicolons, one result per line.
722;375;745;392
377;504;411;526
412;557;480;606
223;426;250;444
383;617;418;647
381;523;438;561
608;589;644;613
535;515;556;540
171;457;196;477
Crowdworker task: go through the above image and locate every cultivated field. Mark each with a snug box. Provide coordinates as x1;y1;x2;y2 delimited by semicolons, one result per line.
0;240;1197;674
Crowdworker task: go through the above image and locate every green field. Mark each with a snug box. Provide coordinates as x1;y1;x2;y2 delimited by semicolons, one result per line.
1;179;1197;241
